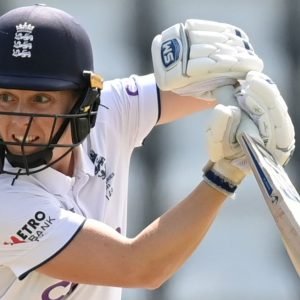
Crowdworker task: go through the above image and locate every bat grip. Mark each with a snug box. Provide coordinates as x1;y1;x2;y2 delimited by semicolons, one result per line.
212;85;262;143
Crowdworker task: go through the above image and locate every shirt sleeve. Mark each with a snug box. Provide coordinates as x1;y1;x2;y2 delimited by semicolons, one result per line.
0;186;86;280
100;73;159;149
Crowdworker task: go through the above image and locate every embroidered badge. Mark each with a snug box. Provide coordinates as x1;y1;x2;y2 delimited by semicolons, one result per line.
12;22;35;58
89;150;115;200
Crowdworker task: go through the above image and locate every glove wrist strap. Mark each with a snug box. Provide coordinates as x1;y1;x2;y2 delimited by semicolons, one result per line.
203;161;238;196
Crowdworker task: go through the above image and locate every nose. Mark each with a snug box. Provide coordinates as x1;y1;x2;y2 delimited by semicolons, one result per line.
10;103;32;127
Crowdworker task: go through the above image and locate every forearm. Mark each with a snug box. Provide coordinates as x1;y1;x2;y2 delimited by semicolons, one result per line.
131;181;226;287
157;90;216;125
38;181;227;288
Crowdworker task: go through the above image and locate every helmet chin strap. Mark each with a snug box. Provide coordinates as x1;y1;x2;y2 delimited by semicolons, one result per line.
6;147;53;169
3;119;69;173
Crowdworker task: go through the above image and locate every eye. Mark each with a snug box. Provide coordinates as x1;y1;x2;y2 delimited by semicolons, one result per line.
0;92;14;103
33;94;52;104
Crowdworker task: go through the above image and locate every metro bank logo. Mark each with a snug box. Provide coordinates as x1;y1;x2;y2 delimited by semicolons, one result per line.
3;211;56;245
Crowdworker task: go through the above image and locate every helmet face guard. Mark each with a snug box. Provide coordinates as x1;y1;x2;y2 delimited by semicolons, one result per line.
0;71;103;175
0;5;103;175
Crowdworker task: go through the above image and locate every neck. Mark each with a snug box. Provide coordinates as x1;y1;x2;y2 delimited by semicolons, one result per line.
51;149;75;177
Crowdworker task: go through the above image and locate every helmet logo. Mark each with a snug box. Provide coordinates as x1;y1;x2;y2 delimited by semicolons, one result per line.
12;22;35;58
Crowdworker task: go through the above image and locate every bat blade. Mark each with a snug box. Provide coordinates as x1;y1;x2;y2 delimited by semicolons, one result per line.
238;132;300;276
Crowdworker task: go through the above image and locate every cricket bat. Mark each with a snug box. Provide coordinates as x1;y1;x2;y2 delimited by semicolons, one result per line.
213;85;300;276
238;132;300;276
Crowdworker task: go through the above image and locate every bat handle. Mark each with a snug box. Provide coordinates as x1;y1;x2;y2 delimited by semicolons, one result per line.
212;85;262;143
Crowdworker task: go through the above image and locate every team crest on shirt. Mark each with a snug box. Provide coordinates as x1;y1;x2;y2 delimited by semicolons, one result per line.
12;22;35;58
89;150;115;201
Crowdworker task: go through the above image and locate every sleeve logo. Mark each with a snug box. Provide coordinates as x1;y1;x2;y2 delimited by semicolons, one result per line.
3;211;56;245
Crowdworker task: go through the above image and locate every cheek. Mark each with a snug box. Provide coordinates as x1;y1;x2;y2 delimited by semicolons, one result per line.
0;117;11;139
37;116;64;132
40;117;73;143
60;124;73;143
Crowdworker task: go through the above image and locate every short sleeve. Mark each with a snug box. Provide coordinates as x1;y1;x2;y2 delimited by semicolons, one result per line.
131;74;160;147
100;74;159;149
0;188;85;280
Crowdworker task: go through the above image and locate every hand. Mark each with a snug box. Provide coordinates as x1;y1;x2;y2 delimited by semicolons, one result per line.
151;19;263;99
203;71;295;196
203;105;252;196
235;71;295;166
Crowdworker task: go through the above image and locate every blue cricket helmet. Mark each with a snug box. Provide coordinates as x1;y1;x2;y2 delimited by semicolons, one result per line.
0;4;94;90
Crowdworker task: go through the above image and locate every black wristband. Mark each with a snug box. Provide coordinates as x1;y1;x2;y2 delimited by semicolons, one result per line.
204;169;237;194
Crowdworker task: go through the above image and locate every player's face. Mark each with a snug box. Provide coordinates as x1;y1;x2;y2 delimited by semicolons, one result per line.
0;88;76;156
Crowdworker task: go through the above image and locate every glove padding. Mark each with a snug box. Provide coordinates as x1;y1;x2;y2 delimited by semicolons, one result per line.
152;19;264;99
203;105;253;196
203;71;295;196
235;71;295;166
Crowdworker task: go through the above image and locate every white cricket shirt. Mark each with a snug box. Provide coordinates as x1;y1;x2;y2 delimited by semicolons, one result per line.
0;74;159;300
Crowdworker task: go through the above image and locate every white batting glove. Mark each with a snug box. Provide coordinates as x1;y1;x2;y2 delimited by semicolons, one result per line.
203;105;253;196
203;72;295;196
236;71;295;166
151;19;263;99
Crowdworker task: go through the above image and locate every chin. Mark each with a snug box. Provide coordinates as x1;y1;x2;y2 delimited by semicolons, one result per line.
6;145;42;156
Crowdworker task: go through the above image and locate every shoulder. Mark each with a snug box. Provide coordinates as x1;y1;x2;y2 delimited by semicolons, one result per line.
101;74;157;106
0;174;57;202
91;74;159;148
0;175;62;230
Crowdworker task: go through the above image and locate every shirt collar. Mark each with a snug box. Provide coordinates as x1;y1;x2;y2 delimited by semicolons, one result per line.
32;166;75;195
8;145;95;195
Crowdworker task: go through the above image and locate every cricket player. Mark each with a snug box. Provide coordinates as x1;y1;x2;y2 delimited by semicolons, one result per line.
0;4;295;300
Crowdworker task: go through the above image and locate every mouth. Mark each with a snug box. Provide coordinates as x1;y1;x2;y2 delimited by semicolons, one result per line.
12;134;40;144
